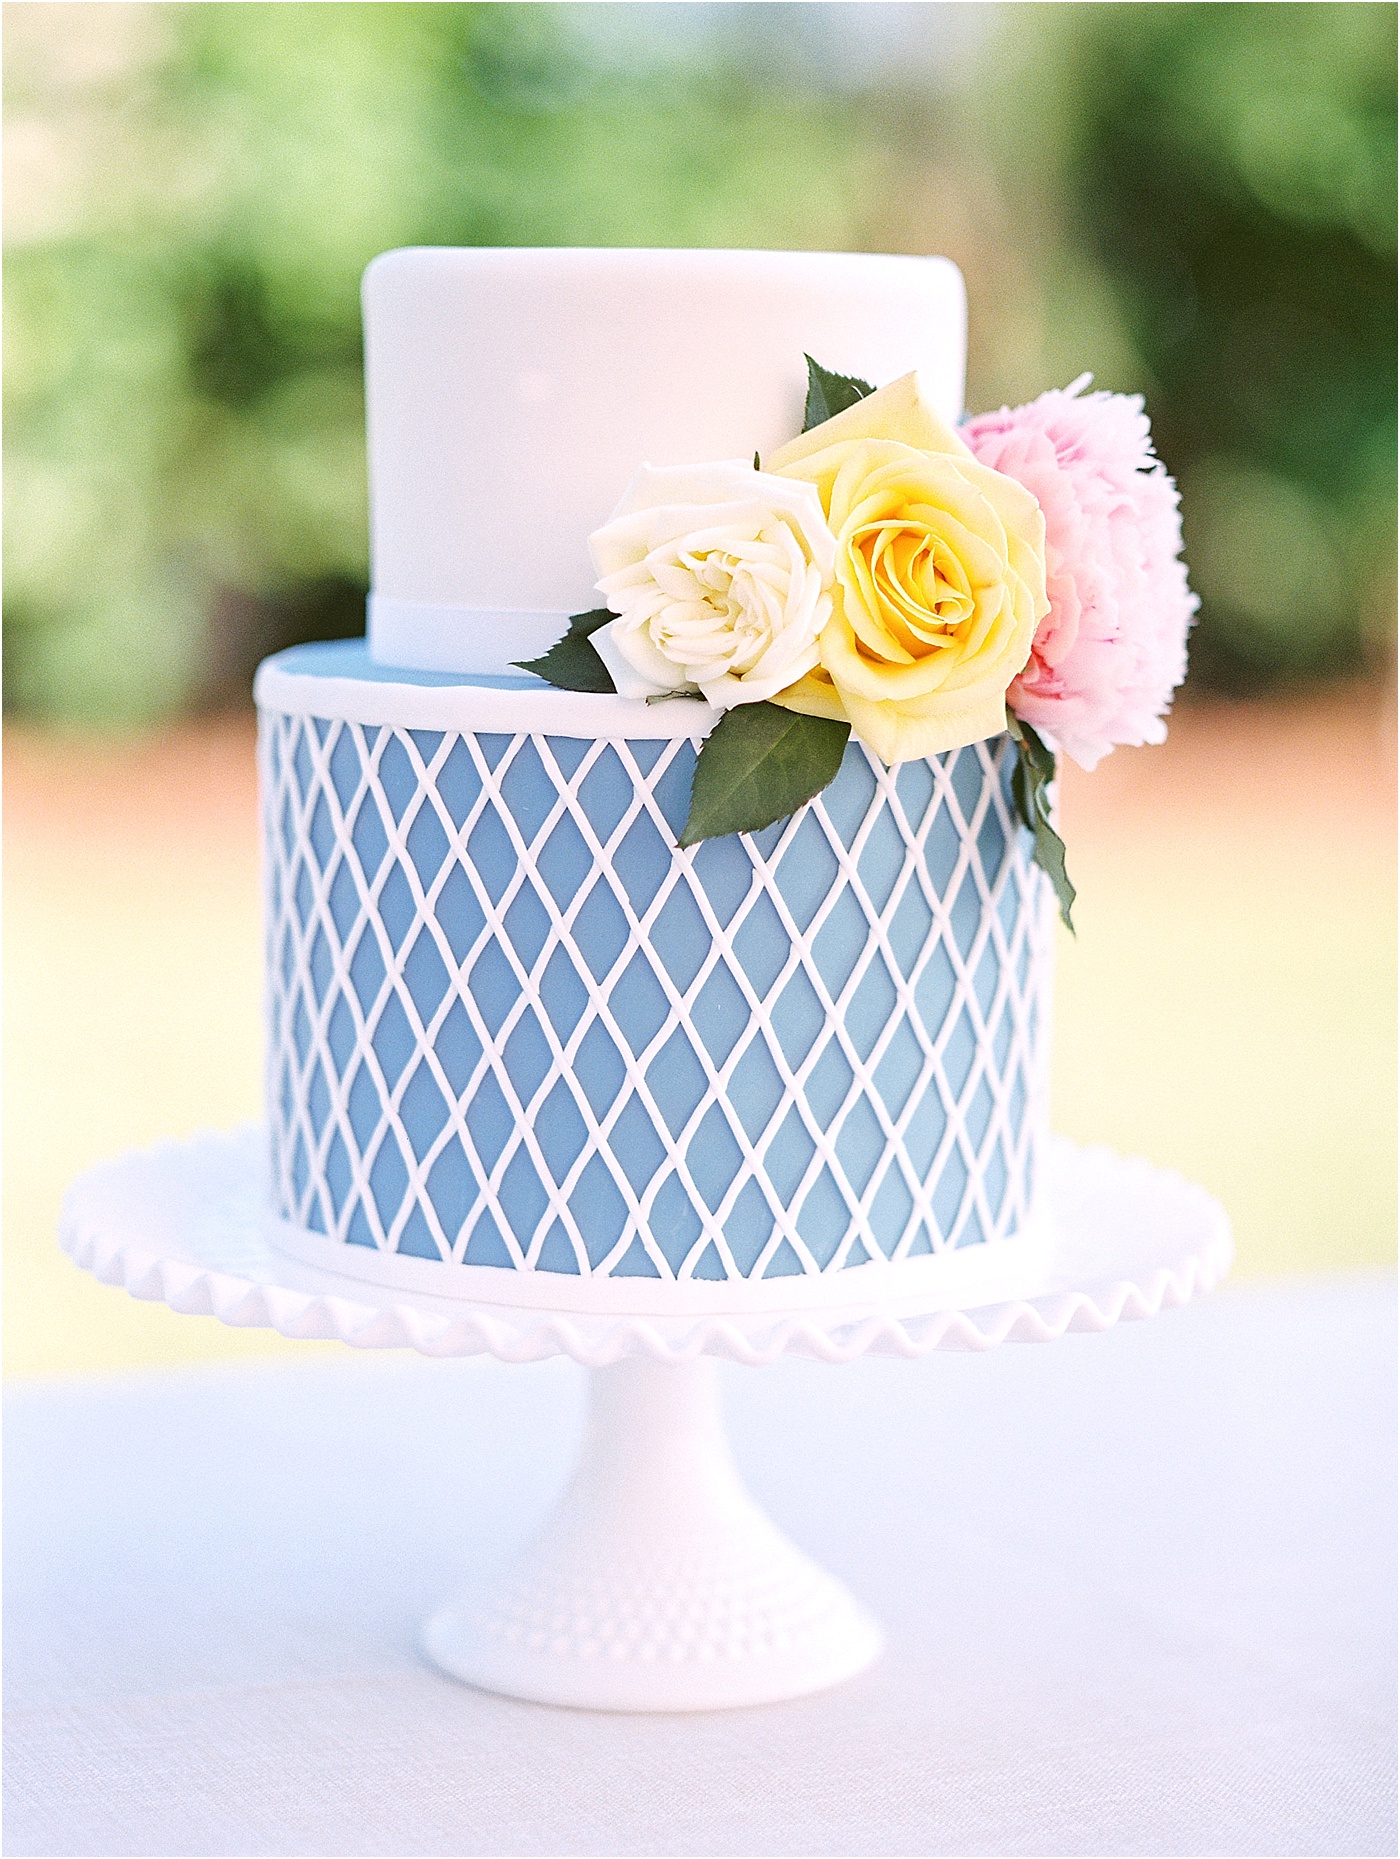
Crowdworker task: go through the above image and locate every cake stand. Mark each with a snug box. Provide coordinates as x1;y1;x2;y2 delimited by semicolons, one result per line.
60;1127;1230;1713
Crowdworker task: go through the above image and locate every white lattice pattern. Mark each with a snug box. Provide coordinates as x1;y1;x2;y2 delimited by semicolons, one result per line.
260;712;1050;1285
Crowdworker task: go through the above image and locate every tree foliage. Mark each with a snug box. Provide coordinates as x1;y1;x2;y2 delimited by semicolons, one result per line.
1069;2;1396;689
3;2;1393;723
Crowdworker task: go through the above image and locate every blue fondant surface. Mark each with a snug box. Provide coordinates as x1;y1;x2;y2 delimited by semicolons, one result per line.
262;701;1043;1282
269;638;544;692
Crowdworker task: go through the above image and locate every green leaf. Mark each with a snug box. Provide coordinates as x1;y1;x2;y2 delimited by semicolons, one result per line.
679;703;850;846
803;354;875;432
753;450;761;470
514;608;616;693
565;607;615;638
1006;711;1076;933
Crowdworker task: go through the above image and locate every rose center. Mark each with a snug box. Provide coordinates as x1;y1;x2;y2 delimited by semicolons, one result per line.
644;539;788;674
852;519;974;645
687;548;773;631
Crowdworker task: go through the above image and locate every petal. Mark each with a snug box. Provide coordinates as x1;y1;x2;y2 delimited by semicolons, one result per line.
842;682;1012;764
769;666;851;724
698;638;821;708
590;616;687;699
768;372;972;472
607;459;760;518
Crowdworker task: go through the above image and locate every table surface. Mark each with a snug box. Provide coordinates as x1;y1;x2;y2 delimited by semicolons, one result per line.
6;1273;1396;1858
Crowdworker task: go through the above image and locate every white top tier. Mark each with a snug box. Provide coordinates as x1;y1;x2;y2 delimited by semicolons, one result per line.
363;247;966;676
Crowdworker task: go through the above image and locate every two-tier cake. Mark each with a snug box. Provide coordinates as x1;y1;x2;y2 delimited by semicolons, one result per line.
254;248;1054;1316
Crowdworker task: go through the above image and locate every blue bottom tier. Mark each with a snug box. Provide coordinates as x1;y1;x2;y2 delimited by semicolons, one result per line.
258;643;1051;1312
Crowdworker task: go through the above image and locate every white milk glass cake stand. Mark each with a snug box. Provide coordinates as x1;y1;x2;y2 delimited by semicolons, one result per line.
60;1125;1230;1713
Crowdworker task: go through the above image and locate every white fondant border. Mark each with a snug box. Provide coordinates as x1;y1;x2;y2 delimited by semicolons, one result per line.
254;653;724;740
265;1204;1056;1317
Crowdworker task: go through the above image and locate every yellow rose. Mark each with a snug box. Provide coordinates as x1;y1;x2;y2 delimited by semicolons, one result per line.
766;373;1048;764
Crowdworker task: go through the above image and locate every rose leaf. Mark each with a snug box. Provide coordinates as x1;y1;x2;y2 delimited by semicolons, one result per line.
803;355;875;433
679;703;850;846
1006;712;1076;933
515;608;617;693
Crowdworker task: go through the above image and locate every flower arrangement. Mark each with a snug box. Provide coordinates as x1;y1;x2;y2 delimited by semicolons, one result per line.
521;358;1196;929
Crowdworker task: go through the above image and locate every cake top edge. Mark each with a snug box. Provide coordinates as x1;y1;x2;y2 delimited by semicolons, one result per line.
363;245;964;288
253;640;728;740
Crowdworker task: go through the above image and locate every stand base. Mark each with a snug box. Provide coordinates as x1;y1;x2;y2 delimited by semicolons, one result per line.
423;1531;882;1713
423;1358;882;1711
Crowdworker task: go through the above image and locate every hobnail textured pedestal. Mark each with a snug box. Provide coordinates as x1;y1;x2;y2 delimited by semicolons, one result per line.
423;1357;882;1710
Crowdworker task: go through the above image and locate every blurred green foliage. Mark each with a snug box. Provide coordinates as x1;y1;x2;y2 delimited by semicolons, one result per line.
3;2;877;720
4;1;1395;724
1070;2;1397;691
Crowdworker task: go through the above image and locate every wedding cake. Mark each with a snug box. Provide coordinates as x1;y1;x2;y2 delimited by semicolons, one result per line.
256;246;1186;1317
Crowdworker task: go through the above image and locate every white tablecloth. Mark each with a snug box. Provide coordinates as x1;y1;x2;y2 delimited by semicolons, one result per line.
6;1274;1395;1858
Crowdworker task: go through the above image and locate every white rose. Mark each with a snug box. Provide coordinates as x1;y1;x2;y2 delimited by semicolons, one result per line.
587;461;836;707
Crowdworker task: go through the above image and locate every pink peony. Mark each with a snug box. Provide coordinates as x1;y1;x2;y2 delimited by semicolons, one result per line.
963;376;1197;771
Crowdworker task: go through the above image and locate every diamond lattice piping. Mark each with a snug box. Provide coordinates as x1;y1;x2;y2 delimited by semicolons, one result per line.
261;713;1051;1282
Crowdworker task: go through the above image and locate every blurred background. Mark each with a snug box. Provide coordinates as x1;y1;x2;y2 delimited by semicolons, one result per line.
5;1;1395;1376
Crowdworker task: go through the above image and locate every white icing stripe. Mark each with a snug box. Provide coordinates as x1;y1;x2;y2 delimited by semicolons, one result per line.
266;1206;1056;1316
253;656;725;738
369;595;571;676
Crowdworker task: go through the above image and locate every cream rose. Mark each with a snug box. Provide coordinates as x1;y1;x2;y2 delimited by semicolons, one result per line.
767;374;1049;763
587;461;836;707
